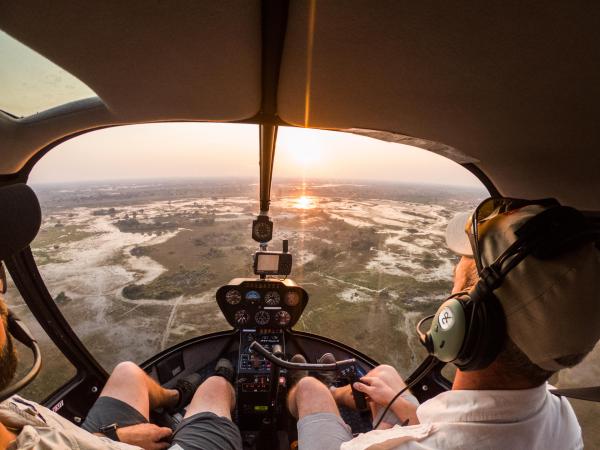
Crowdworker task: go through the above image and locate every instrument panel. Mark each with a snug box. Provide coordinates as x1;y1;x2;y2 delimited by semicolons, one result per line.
216;278;308;329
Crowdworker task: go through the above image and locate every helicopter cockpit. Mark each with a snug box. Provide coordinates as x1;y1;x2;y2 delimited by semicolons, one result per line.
108;136;454;447
1;1;600;448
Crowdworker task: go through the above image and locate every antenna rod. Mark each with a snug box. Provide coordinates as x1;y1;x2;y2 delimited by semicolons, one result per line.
259;124;278;213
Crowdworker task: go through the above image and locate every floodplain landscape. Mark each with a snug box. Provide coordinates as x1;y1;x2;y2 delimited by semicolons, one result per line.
4;177;599;447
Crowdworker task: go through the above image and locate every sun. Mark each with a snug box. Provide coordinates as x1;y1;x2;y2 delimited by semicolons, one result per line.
294;196;317;209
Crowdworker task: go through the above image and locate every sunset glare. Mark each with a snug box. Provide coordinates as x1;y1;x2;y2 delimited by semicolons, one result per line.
294;196;317;209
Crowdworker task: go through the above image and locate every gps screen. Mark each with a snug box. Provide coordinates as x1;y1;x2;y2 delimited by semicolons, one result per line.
256;254;279;272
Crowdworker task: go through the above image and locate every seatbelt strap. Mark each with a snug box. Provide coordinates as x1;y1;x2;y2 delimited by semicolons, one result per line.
550;386;600;402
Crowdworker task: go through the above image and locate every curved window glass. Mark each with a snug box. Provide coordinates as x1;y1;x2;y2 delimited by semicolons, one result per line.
0;31;96;117
271;127;487;373
30;123;259;371
29;123;487;377
21;123;600;447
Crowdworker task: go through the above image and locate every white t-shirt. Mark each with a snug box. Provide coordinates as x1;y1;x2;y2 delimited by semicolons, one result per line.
342;384;583;450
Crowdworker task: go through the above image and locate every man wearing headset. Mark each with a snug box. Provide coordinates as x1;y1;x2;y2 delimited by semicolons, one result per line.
288;201;600;449
0;265;242;449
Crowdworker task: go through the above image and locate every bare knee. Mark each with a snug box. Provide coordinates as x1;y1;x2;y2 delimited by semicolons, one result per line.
101;361;149;405
291;377;338;418
110;361;145;382
185;376;235;419
295;376;330;397
368;364;406;391
200;375;234;394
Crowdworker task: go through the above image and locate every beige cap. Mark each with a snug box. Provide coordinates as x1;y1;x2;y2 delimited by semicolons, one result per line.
446;206;600;371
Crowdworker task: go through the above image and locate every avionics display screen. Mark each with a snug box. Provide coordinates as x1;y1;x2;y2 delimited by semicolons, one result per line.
256;254;279;272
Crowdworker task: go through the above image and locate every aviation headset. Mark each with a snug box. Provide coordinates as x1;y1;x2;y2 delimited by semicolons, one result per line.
0;183;43;401
417;199;600;372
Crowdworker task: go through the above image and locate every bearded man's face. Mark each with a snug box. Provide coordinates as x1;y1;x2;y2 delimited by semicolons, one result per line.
0;298;18;391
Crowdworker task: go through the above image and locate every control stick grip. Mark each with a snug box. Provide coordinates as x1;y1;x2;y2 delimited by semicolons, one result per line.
348;370;369;411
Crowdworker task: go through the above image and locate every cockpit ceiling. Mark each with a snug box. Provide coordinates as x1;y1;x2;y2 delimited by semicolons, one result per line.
0;1;599;209
0;1;262;120
277;1;600;209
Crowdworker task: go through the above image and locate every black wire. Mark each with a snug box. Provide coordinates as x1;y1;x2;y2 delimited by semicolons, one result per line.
371;357;438;430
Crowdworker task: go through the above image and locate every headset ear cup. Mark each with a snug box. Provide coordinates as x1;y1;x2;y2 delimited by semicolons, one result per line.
455;292;506;371
428;297;469;363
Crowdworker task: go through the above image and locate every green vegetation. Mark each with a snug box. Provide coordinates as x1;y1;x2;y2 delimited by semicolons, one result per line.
54;291;72;305
123;267;214;300
114;218;177;234
32;224;98;265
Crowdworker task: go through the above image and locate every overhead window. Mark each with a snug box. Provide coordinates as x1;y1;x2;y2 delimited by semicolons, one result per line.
0;30;96;117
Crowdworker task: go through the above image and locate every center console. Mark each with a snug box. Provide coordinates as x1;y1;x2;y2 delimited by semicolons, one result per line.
236;328;285;428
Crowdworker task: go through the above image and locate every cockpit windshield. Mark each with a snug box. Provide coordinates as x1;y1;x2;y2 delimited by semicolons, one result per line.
5;122;487;397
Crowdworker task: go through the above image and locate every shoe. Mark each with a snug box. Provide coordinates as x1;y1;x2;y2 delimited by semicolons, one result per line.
316;353;337;386
170;372;202;412
214;358;235;384
287;354;309;388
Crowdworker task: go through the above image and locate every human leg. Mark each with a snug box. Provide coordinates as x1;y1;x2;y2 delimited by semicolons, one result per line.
99;361;179;418
288;376;339;418
183;375;236;420
170;360;242;450
288;376;353;450
82;361;178;433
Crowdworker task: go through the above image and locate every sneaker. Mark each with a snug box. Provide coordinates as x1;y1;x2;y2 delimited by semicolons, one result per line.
214;358;235;384
315;353;337;386
287;354;309;388
170;372;202;412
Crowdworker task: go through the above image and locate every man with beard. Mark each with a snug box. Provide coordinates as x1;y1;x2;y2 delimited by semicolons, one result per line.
0;262;242;450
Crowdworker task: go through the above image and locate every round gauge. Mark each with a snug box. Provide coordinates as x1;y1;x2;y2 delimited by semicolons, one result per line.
254;310;271;326
264;291;281;306
225;289;242;305
234;310;250;325
245;290;261;302
254;221;272;241
285;291;301;307
275;310;291;326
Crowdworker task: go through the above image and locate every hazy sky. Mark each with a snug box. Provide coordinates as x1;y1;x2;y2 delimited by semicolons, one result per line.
29;123;483;188
2;31;481;188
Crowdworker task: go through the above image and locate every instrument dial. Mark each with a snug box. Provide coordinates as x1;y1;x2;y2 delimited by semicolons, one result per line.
264;291;281;306
254;310;270;326
285;291;300;307
245;290;261;303
252;217;273;242
225;289;242;305
254;222;272;241
234;310;250;325
275;310;291;326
